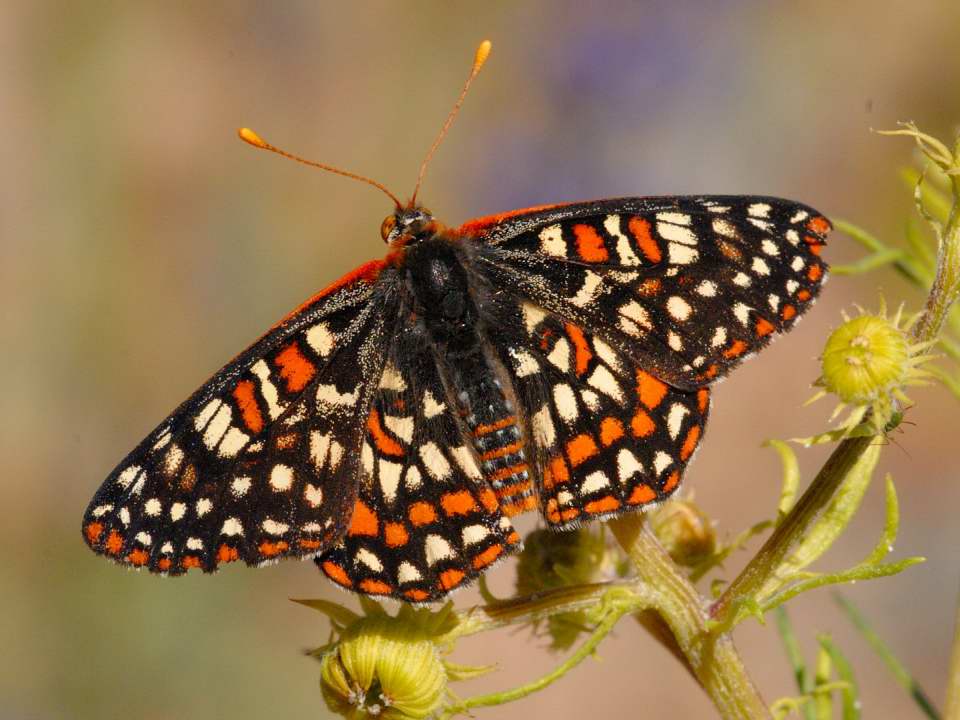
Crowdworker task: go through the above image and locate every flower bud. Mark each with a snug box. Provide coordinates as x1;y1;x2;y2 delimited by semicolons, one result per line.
648;497;717;567
820;315;910;404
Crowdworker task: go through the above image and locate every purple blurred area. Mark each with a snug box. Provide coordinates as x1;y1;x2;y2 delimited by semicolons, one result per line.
4;2;960;718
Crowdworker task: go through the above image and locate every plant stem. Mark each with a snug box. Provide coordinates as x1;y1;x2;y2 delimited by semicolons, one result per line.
711;434;875;625
945;585;960;720
609;513;771;719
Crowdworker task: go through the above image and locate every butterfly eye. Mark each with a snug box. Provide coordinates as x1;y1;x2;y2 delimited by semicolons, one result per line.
380;215;397;242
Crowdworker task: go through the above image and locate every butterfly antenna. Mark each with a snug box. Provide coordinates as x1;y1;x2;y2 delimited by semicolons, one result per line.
237;127;402;208
410;40;492;207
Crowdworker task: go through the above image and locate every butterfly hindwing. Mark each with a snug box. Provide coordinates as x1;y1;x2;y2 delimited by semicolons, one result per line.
479;295;710;528
465;195;829;389
317;317;521;601
82;266;396;573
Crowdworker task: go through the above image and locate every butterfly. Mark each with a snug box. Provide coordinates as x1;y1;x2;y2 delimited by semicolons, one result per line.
82;42;830;602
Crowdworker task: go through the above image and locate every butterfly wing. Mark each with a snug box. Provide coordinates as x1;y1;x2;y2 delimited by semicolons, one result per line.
316;312;521;601
82;261;399;573
460;195;829;524
463;196;829;389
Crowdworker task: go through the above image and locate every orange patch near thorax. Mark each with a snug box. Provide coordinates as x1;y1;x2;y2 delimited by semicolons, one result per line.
274;342;316;393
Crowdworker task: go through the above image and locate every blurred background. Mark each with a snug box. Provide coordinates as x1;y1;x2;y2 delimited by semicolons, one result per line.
4;2;960;718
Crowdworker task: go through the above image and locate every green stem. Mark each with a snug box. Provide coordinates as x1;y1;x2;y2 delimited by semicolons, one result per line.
945;585;960;720
711;434;875;624
446;602;632;715
609;513;771;720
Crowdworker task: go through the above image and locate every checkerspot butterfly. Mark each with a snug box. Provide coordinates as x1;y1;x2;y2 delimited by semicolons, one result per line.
82;41;830;602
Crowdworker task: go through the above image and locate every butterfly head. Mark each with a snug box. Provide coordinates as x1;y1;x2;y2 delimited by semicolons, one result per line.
380;206;443;247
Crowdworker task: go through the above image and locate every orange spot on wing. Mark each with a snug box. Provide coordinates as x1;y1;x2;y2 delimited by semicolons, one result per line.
258;541;289;558
662;470;681;494
628;216;662;263
441;490;479;516
755;317;776;337
628;484;657;504
217;544;239;563
403;588;430;601
550;456;570;483
697;388;710;414
359;579;393;595
322;560;353;587
797;289;812;302
348;500;379;537
599;416;625;446
182;555;203;569
298;539;322;550
566;434;599;467
385;522;409;547
636;369;668;409
157;557;172;571
233;379;264;434
473;416;516;437
478;488;499;513
85;522;104;544
439;568;466;591
637;278;662;296
632;409;656;437
274;342;316;393
585;496;621;514
703;364;719;379
806;216;831;235
472;544;503;569
408;501;437;527
565;323;594;376
126;549;149;566
507;530;521;544
781;304;797;320
723;340;748;359
495;480;532;500
366;409;404;456
502;496;537;516
105;530;123;555
680;425;701;461
807;264;823;282
572;223;609;262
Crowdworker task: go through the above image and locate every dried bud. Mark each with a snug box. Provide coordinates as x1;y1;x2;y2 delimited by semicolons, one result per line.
648;497;717;567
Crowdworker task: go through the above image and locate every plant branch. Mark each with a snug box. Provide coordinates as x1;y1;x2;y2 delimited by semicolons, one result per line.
609;513;771;719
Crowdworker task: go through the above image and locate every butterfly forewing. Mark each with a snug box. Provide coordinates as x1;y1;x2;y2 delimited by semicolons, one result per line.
83;268;396;573
466;196;829;389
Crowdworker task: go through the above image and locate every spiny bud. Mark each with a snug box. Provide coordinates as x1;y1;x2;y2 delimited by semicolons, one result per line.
820;314;910;404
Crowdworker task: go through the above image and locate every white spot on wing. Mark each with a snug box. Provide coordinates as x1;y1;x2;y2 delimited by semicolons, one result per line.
617;448;643;483
356;547;383;572
668;242;699;264
666;403;689;441
306;322;335;357
581;470;610;494
231;476;252;497
270;464;294;491
420;442;451;480
262;518;289;535
222;517;243;536
588;365;623;402
378;363;407;392
531;404;556;446
450;446;483;480
667;296;693;321
462;525;490;546
572;270;603;308
553;384;578;423
604;214;641;265
304;483;324;507
116;465;142;489
425;534;455;565
384;415;414;443
378;460;402;502
654;451;673;475
547;337;571;372
539;223;566;257
509;347;540;377
397;561;421;583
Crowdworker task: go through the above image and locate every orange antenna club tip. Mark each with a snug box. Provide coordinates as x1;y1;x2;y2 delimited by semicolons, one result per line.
237;127;268;148
236;126;401;207
410;39;493;206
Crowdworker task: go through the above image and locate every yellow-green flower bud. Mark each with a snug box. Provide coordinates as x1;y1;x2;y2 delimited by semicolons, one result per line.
515;527;616;650
648;497;717;567
820;315;910;404
320;615;447;719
